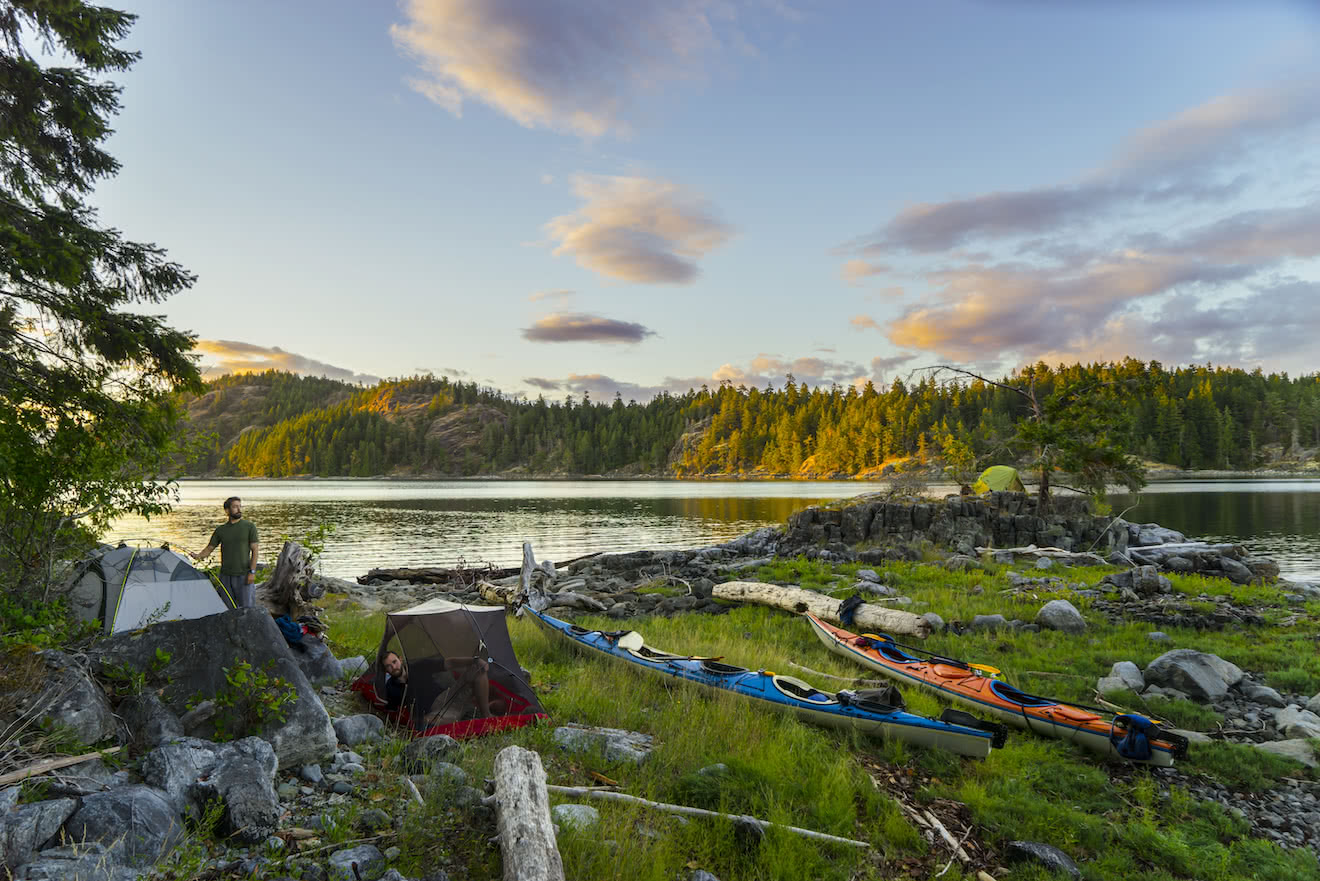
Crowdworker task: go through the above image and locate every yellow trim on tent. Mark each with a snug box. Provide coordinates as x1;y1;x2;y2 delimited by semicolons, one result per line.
108;546;138;632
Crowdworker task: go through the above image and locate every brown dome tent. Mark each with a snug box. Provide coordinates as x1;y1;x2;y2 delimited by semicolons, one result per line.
350;598;545;739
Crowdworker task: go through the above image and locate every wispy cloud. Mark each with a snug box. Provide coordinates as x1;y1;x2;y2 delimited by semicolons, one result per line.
850;315;880;331
522;312;657;344
390;0;728;137
523;376;563;391
545;174;735;283
528;289;575;303
840;259;888;283
195;340;381;385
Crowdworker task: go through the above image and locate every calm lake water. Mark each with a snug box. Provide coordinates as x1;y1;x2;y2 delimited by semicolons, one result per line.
104;479;1320;582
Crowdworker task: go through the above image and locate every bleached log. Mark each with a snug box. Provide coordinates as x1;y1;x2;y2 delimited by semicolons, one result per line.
541;785;870;849
713;581;932;638
544;591;607;613
0;746;121;787
256;540;320;614
491;746;565;881
479;580;516;606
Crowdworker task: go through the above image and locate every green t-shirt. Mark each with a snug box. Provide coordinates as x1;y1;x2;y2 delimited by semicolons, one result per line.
210;519;259;575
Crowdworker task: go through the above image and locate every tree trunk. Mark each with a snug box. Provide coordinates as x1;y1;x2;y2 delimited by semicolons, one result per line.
255;540;323;617
712;581;931;638
491;746;565;881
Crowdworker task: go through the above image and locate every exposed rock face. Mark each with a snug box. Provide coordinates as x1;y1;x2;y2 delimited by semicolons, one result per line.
1143;649;1237;702
90;608;335;769
139;737;281;843
1254;739;1319;768
63;785;183;867
1;797;77;870
117;693;183;751
553;724;654;765
15;651;118;745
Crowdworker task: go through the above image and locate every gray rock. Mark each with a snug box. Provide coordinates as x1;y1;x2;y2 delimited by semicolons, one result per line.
300;764;324;784
138;736;281;843
690;873;722;881
116;692;183;750
401;735;462;772
1254;739;1318;768
1219;557;1254;585
40;758;122;797
356;808;393;831
1168;728;1212;744
1005;840;1081;880
1109;661;1145;692
339;656;368;678
856;569;881;583
1147;631;1171;642
64;785;183;866
1274;707;1320;740
922;612;945;632
1306;692;1320;715
1034;557;1054;570
2;797;77;868
290;638;342;685
90;608;336;769
854;581;896;597
1143;650;1231;702
553;724;654;765
551;803;600;831
27;651;118;744
332;714;384;746
328;844;386;881
1202;655;1244;687
1242;684;1286;708
697;763;729;776
1096;676;1132;696
431;762;468;787
11;843;139;881
0;787;18;813
1143;685;1190;702
1034;599;1086;634
969;614;1008;632
1134;524;1186;546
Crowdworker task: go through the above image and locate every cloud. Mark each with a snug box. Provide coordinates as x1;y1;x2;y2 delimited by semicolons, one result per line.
545;174;735;283
195;340;381;385
840;259;888;283
522;312;657;343
390;0;727;137
529;289;575;303
523;376;562;391
837;77;1320;373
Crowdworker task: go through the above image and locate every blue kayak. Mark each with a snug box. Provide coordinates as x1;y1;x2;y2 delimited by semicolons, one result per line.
526;608;1006;758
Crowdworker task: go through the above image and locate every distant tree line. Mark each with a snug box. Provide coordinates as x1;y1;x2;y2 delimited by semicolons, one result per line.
177;361;1320;478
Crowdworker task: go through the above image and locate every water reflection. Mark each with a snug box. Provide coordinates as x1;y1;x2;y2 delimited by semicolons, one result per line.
1112;480;1320;582
108;480;877;578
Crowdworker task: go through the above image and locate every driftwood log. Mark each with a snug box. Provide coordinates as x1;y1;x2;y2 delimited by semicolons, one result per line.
359;551;600;587
491;746;565;881
255;540;325;619
713;581;932;638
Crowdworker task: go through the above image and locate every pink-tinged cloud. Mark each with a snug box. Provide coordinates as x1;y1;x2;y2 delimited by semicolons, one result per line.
522;312;656;343
195;340;381;385
840;259;889;283
528;289;575;303
390;0;725;137
850;315;880;331
545;174;735;283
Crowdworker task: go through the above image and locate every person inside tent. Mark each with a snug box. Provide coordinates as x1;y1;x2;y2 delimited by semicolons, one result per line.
380;648;507;728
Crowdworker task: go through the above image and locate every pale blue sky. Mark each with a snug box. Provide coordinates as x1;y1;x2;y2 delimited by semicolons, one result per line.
91;0;1320;400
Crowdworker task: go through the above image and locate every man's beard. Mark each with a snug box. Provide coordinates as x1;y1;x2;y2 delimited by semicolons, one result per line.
229;511;241;520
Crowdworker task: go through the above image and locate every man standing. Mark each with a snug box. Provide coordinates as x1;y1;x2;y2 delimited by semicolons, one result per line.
192;497;260;608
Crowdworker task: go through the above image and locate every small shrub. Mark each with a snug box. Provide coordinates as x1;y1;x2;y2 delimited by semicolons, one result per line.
100;661;146;698
207;659;297;742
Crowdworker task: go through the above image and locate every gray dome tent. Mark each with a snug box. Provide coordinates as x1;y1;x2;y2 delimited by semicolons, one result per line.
69;544;236;633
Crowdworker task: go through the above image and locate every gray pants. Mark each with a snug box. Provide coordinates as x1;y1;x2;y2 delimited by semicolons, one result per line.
219;573;255;608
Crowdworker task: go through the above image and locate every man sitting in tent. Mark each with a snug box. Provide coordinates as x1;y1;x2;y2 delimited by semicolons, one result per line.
381;648;507;728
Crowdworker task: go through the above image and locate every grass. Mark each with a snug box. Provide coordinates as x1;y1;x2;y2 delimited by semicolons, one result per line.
321;557;1320;881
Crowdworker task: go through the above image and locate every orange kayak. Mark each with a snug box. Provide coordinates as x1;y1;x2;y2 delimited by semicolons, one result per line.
806;614;1187;766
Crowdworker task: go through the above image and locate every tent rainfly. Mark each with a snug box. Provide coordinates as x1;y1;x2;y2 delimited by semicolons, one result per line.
971;465;1026;494
68;544;236;633
351;598;546;739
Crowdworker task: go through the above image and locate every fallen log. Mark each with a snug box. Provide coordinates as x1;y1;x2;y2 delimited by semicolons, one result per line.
539;785;870;849
0;746;121;787
491;746;565;881
360;551;602;587
713;581;932;638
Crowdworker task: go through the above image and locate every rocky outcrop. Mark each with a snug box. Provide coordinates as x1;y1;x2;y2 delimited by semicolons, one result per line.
90;608;336;769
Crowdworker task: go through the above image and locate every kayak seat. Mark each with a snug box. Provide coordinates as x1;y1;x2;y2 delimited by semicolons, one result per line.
772;675;837;704
989;679;1058;708
631;646;693;662
874;643;919;664
701;660;748;675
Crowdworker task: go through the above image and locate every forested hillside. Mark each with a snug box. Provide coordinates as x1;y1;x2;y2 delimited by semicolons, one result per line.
176;362;1320;478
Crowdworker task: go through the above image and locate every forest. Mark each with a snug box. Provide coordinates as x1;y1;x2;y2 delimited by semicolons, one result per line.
176;361;1320;479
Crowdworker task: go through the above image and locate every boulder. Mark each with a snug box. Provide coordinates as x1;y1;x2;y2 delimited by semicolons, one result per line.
922;612;945;632
1034;600;1086;634
1254;739;1318;768
290;638;342;685
1109;661;1144;692
139;737;281;843
1274;707;1320;740
332;714;384;746
1143;650;1232;702
969;614;1009;632
116;692;183;751
40;758;123;798
1133;524;1186;546
401;735;462;772
63;785;182;867
90;608;336;769
25;651;117;745
339;656;369;678
1241;684;1286;708
10;843;140;881
1005;840;1081;880
1306;692;1320;715
328;844;386;881
551;803;600;831
1;797;77;869
1218;557;1254;585
554;724;654;765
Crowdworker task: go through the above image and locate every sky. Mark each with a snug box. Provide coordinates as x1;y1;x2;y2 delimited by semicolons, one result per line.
86;0;1320;401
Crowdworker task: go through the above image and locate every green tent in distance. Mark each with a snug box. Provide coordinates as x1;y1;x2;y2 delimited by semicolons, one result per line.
971;465;1025;494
